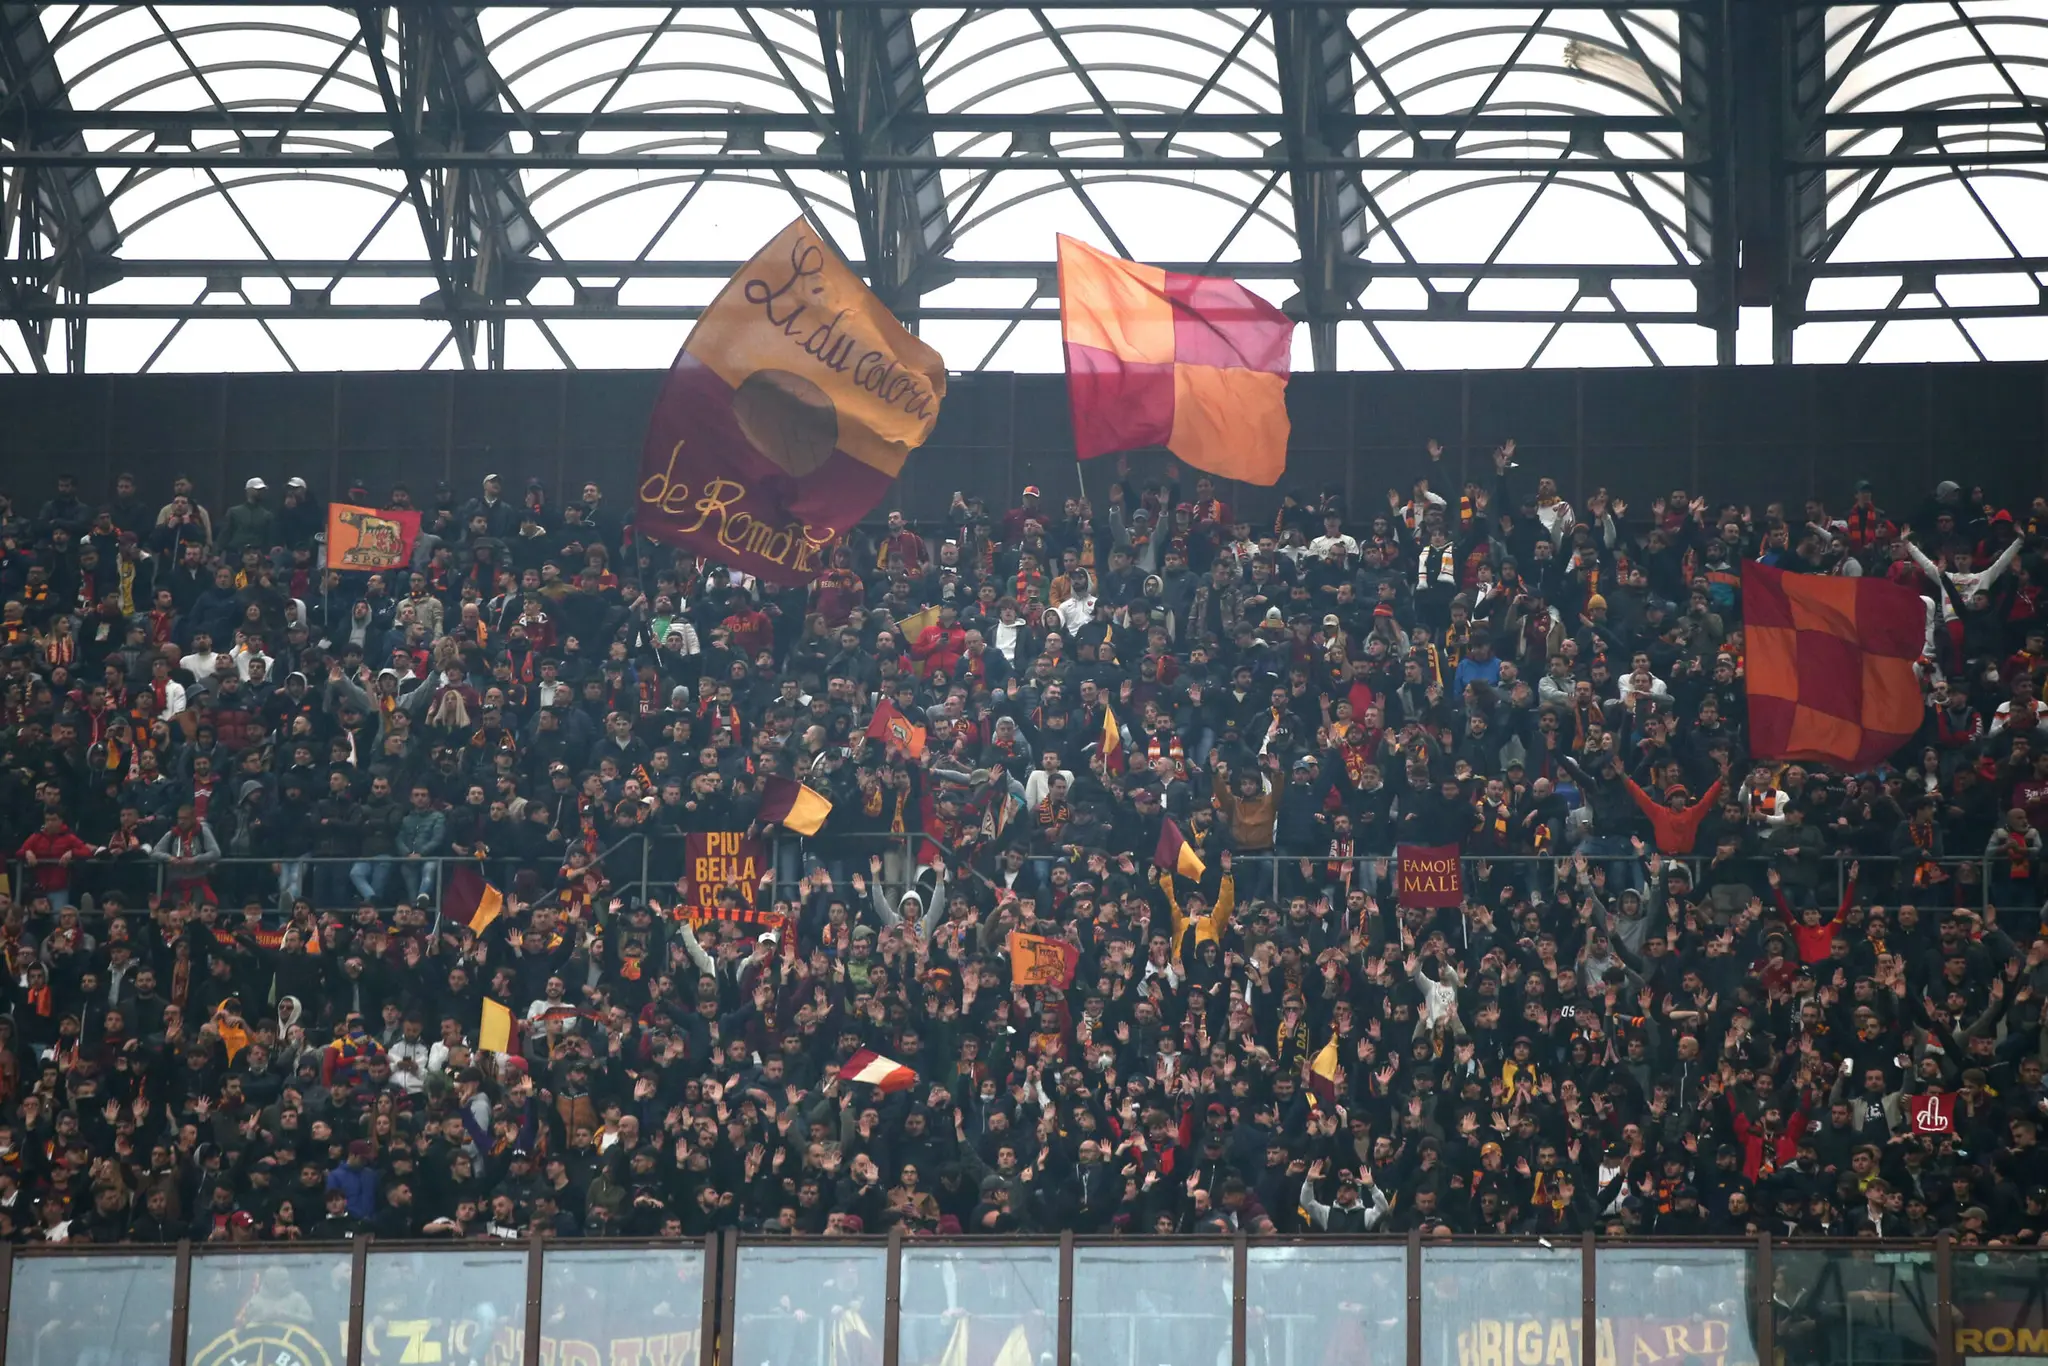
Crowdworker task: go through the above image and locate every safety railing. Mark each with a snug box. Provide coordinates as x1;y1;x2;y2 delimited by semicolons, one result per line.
4;852;474;918
0;1231;2027;1366
1206;852;2007;916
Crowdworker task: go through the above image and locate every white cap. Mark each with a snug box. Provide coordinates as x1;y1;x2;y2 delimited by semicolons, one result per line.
286;476;308;490
245;477;267;491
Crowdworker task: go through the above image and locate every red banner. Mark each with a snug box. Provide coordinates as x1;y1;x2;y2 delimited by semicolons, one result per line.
1908;1091;1954;1134
682;831;764;907
1396;843;1465;908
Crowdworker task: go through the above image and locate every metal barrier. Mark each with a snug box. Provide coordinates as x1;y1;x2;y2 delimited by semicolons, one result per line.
1159;851;2005;918
0;1231;2019;1366
6;844;2014;925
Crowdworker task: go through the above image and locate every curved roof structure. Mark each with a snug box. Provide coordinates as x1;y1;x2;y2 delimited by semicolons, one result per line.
1;1;2044;373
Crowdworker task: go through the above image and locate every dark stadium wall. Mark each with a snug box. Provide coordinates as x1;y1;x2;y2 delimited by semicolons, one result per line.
1;362;2042;526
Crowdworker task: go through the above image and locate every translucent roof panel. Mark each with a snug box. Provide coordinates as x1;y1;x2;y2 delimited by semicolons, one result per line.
0;3;2042;374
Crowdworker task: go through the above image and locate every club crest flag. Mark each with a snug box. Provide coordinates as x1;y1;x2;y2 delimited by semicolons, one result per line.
1743;562;1923;770
1058;234;1292;486
326;503;420;572
1007;931;1080;988
637;217;947;585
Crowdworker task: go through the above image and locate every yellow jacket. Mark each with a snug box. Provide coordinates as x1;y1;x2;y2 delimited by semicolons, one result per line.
1162;871;1235;967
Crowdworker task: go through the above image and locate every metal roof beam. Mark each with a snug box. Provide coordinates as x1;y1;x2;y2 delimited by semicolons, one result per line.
0;3;120;371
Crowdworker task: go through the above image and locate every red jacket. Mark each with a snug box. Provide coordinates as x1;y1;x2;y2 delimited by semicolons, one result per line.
1626;776;1724;854
1774;878;1856;964
911;624;966;679
13;826;97;892
1731;1102;1807;1181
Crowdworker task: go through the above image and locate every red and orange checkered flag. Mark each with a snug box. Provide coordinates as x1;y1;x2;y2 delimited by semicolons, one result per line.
1058;235;1293;486
1743;562;1923;770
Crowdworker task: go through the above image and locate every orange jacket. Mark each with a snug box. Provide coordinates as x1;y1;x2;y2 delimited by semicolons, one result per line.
1625;776;1723;854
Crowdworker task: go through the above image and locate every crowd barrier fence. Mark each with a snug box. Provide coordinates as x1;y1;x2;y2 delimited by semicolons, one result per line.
0;1230;2035;1366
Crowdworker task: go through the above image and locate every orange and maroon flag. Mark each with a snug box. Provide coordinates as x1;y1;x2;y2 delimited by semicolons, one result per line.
1057;235;1293;486
1743;562;1923;770
867;698;927;758
325;503;420;572
1007;931;1080;988
636;218;946;586
1155;818;1206;882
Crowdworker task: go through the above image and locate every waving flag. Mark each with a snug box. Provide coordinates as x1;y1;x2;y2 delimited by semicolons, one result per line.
1058;234;1292;486
841;1048;916;1093
326;503;420;572
867;698;927;758
1008;931;1080;988
1743;562;1923;770
1155;818;1206;881
636;217;946;585
1100;705;1124;774
758;775;833;836
1307;1036;1341;1107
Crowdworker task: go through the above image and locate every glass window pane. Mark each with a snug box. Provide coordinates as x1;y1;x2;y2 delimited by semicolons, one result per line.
1247;1245;1404;1366
8;1252;176;1366
1773;1248;1938;1366
1073;1245;1233;1366
899;1246;1058;1366
1597;1247;1759;1365
363;1248;529;1366
543;1246;708;1366
187;1251;353;1366
1947;1248;2048;1361
730;1246;886;1366
1421;1246;1580;1366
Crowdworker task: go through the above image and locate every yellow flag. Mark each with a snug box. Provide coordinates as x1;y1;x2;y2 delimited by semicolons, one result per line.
897;604;940;640
468;883;504;935
479;998;513;1053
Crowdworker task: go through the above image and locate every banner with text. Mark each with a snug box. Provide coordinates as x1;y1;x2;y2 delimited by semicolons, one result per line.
635;217;946;585
1397;843;1465;908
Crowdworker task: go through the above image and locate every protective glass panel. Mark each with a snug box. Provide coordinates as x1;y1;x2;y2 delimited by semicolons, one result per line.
1420;1245;1581;1366
1246;1244;1405;1366
1595;1247;1759;1366
899;1246;1058;1366
7;1252;176;1366
1772;1247;1938;1366
361;1247;529;1366
730;1245;887;1366
1948;1247;2048;1362
1072;1244;1234;1366
187;1250;354;1366
541;1246;708;1366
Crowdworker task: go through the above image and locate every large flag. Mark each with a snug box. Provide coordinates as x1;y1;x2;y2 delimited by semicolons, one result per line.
1058;234;1292;486
867;698;928;758
1008;930;1080;988
1155;818;1206;881
758;775;833;836
326;503;421;572
841;1048;917;1093
1743;562;1923;770
636;218;946;585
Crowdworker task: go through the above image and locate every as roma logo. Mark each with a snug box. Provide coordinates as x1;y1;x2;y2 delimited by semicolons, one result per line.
192;1322;337;1366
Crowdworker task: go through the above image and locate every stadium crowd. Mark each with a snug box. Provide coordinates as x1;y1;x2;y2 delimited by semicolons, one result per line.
0;448;2044;1249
